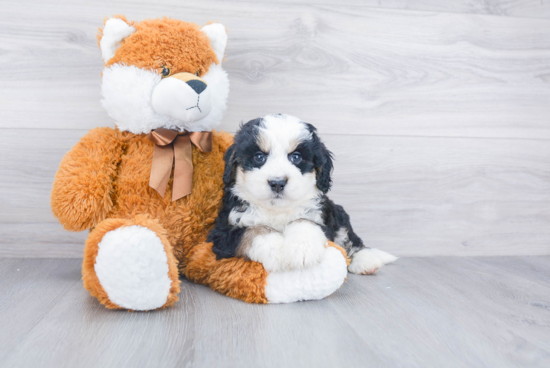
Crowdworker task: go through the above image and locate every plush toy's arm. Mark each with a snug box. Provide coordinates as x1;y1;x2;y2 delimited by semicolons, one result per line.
184;241;349;304
51;127;123;232
184;242;269;303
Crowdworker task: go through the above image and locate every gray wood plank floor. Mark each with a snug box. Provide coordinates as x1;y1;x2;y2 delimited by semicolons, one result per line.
0;257;549;368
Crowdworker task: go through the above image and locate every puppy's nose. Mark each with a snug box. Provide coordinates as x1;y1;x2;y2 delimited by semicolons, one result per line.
268;179;288;193
186;79;207;94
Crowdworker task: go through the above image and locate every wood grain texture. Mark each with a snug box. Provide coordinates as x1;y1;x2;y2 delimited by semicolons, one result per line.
0;129;88;224
0;1;549;138
0;257;549;367
330;257;550;367
327;134;550;256
0;259;81;362
224;0;550;20
469;256;550;286
2;129;549;257
0;223;87;258
1;1;550;257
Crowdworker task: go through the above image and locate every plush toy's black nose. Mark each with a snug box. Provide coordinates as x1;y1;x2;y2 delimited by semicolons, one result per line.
268;179;288;193
186;79;207;94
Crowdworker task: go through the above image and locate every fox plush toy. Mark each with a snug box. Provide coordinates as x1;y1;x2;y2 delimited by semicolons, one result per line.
51;16;348;311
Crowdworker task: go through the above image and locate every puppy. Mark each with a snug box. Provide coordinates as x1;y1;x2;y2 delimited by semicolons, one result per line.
208;114;397;274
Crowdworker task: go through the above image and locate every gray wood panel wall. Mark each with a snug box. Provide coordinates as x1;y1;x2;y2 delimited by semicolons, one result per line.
1;0;549;257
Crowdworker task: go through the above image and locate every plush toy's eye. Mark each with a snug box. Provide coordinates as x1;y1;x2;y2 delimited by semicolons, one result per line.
254;152;267;164
161;67;171;77
195;70;200;77
289;151;302;164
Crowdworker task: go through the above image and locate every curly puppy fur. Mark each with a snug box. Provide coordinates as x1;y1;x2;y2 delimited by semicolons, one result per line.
208;114;396;274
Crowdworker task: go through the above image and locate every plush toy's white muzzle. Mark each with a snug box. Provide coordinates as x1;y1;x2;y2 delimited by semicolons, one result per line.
151;73;212;123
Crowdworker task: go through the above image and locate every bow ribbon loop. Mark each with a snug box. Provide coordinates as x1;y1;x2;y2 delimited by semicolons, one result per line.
147;128;213;201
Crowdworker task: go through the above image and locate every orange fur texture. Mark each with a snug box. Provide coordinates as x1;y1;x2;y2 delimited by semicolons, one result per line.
51;17;256;310
98;16;218;77
51;128;123;232
184;242;269;304
52;128;232;261
53;128;258;308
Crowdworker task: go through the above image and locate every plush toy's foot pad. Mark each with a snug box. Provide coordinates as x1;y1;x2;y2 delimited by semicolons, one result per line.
265;246;348;303
95;225;173;310
83;217;180;311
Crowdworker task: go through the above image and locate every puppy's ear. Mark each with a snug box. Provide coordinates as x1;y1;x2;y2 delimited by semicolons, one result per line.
223;144;238;187
306;123;334;193
315;143;334;193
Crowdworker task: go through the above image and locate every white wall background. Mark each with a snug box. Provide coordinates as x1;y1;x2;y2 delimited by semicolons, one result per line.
1;0;549;257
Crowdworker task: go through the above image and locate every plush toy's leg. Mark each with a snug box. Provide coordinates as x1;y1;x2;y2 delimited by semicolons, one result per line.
183;242;270;303
82;216;181;311
183;241;348;304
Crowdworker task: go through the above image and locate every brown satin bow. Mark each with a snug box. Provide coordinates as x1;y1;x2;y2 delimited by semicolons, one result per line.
147;128;213;201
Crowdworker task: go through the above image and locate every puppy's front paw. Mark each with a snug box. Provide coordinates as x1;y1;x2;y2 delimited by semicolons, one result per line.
281;220;327;271
348;248;384;275
244;221;328;272
246;232;286;273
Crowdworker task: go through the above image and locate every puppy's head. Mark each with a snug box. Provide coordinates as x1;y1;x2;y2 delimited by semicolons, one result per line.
224;114;333;208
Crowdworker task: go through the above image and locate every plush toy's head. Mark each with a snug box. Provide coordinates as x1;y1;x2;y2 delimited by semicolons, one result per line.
98;16;229;134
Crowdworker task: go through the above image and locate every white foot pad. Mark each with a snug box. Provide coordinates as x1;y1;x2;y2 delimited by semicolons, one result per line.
265;247;348;303
95;225;172;310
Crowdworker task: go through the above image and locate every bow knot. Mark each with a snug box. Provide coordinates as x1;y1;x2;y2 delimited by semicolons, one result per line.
147;128;213;201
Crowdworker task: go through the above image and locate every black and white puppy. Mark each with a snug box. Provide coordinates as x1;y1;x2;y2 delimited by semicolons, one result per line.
208;114;396;274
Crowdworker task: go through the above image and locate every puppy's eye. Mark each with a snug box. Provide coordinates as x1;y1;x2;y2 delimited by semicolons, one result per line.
254;152;267;164
161;66;171;77
195;70;200;77
289;151;302;164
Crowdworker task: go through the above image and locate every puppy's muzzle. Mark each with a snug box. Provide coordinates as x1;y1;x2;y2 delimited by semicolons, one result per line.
268;178;288;194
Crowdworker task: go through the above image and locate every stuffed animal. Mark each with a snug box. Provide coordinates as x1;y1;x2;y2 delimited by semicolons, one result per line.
51;16;348;311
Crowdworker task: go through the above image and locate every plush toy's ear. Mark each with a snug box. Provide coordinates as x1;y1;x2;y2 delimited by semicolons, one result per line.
99;18;136;63
201;23;228;63
306;123;334;194
222;145;238;187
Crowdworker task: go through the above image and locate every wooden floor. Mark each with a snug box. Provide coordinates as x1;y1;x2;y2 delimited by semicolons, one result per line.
0;257;548;368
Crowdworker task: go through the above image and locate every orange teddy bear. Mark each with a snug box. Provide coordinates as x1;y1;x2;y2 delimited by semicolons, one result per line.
51;16;348;311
